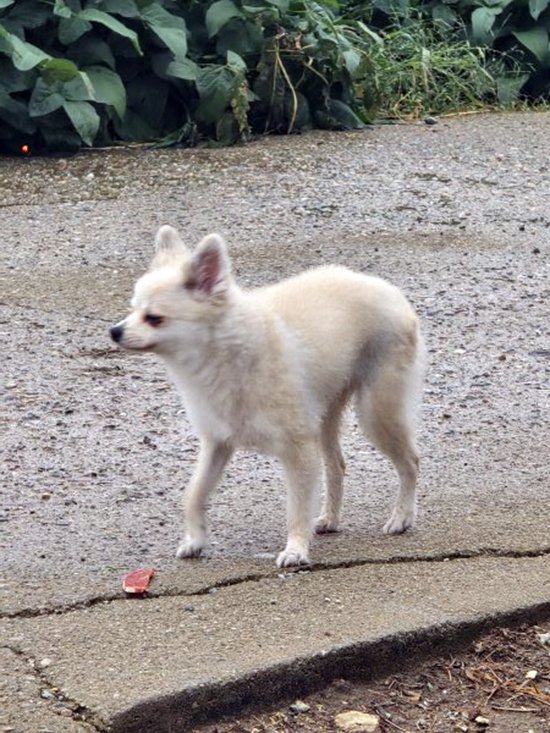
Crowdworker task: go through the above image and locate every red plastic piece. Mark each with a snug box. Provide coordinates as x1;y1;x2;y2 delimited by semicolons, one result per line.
122;568;155;595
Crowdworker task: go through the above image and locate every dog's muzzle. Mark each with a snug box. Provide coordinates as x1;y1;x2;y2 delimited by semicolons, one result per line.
110;324;124;343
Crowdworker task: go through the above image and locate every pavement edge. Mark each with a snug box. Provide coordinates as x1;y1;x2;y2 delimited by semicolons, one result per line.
111;600;550;733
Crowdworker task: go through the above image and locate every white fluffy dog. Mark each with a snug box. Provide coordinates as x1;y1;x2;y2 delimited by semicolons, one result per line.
110;226;424;567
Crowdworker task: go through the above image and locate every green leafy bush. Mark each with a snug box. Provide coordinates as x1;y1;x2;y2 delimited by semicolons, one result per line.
0;0;379;152
0;0;547;152
0;0;191;150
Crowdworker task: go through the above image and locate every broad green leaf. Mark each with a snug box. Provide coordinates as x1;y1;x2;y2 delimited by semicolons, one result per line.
62;71;96;101
100;0;140;17
54;0;73;19
79;8;141;54
513;27;549;63
139;3;186;31
41;58;81;84
215;17;263;56
4;0;50;29
113;107;157;141
0;27;50;71
40;60;94;101
470;6;500;43
29;78;65;117
63;99;100;145
529;0;549;20
28;60;95;123
496;73;530;103
85;64;126;117
0;58;35;92
166;57;198;80
0;1;15;9
206;0;243;39
196;65;236;123
343;48;361;76
226;50;246;71
432;4;458;27
140;3;188;58
69;37;116;69
324;99;365;129
58;16;92;44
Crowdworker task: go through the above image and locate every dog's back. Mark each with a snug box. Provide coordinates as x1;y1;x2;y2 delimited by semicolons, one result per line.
254;265;421;408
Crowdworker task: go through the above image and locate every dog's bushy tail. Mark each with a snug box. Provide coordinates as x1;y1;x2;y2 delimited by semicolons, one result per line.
355;318;425;457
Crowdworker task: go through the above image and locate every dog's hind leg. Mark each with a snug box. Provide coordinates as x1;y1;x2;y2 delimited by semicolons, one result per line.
176;438;233;559
356;350;422;535
277;438;322;568
315;396;348;534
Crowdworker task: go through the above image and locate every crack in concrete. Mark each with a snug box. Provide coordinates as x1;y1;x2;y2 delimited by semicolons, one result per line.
2;545;549;622
2;643;108;732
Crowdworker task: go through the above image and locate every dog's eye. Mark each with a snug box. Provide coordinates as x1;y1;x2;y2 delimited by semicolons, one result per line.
144;314;164;328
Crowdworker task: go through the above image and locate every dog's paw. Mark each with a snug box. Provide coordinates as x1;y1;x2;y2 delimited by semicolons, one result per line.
383;506;416;535
276;547;310;568
175;538;204;559
314;515;340;534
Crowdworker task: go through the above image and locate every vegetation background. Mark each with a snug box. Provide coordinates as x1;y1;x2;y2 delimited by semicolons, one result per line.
0;0;548;152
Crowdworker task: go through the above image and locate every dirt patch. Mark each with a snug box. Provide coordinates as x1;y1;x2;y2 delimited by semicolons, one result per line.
196;623;550;733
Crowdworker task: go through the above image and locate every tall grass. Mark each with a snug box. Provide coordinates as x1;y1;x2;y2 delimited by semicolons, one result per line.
367;19;496;119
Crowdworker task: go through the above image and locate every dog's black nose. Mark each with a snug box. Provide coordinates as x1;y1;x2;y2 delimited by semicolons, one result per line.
110;324;124;343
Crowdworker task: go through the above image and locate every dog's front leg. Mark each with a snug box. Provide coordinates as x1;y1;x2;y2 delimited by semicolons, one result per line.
277;439;321;568
176;438;233;559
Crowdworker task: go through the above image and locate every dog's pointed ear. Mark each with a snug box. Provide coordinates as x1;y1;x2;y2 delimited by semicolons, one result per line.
151;225;189;268
186;233;230;295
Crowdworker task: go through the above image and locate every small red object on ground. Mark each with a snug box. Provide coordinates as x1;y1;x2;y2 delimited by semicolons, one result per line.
122;569;155;595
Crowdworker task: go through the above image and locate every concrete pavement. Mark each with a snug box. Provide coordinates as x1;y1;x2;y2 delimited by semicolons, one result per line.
1;551;549;732
1;112;549;731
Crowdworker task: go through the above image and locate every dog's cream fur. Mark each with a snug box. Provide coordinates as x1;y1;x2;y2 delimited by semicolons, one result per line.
110;226;424;567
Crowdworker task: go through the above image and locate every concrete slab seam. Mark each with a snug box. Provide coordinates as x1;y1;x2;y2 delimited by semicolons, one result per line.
3;545;550;621
1;642;110;732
